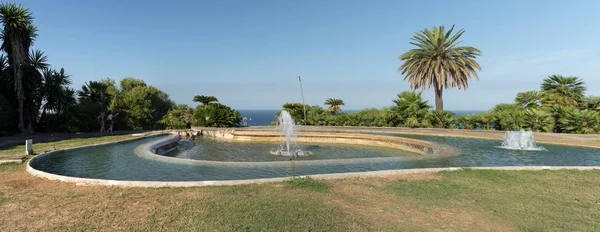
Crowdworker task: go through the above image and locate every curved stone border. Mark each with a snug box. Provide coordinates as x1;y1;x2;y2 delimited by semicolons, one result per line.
199;129;449;155
135;135;447;167
27;163;600;188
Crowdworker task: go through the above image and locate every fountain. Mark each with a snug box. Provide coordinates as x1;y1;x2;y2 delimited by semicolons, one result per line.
499;129;546;151
269;110;312;158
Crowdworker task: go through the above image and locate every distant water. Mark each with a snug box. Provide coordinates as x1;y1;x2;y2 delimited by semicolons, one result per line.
237;109;485;126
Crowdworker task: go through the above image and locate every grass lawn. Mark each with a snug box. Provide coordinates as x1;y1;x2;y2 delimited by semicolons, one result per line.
1;162;599;231
0;134;141;158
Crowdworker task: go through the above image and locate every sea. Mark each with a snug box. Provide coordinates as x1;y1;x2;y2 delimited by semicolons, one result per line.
238;110;484;126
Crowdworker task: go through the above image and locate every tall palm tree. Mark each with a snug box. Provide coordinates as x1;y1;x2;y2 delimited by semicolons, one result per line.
515;90;541;109
540;75;586;108
192;95;218;108
398;25;482;110
0;3;37;134
324;98;345;115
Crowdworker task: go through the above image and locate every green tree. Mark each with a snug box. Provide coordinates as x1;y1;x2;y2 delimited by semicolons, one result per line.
118;85;173;129
193;103;241;128
473;111;495;130
492;104;526;130
398;25;482;110
425;110;455;128
193;95;218;108
524;109;554;132
558;109;600;134
161;104;193;129
582;96;600;111
77;81;114;108
515;90;541;109
392;91;431;127
0;3;37;133
540;75;586;108
120;77;146;91
324;98;345;115
456;114;477;129
39;68;74;127
22;49;48;132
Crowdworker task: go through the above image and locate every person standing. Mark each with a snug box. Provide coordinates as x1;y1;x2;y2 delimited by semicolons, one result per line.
106;111;118;135
97;111;106;135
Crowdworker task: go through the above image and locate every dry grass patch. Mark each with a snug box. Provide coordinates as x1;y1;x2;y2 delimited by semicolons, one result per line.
2;162;600;231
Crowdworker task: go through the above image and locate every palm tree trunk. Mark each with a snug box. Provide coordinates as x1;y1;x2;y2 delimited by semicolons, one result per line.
12;40;27;134
434;83;444;110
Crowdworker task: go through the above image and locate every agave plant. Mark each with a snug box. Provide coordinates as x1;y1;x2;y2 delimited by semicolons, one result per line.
524;109;554;132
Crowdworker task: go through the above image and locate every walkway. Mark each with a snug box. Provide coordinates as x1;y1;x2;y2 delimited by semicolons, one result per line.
0;130;147;148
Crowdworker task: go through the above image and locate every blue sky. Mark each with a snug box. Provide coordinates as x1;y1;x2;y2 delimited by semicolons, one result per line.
19;0;600;110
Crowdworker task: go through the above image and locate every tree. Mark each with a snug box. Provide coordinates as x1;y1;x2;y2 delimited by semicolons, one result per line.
77;80;114;108
474;111;495;130
515;90;541;109
324;98;345;115
398;25;482;110
0;3;37;133
558;109;600;134
193;103;241;128
120;77;146;92
39;68;74;127
392;91;431;127
540;75;586;108
424;110;455;128
524;109;554;132
118;85;173;129
192;95;218;108
582;96;600;111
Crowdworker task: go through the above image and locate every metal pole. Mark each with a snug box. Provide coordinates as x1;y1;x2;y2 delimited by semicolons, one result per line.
297;75;307;125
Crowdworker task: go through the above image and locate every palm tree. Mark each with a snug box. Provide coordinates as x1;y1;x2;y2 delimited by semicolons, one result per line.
424;110;455;128
582;96;600;111
398;25;482;110
540;75;586;108
392;91;431;127
515;90;541;109
24;49;48;132
559;109;600;134
77;81;113;108
474;111;495;130
192;95;218;108
39;68;73;125
0;3;37;133
524;109;554;132
324;98;345;115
